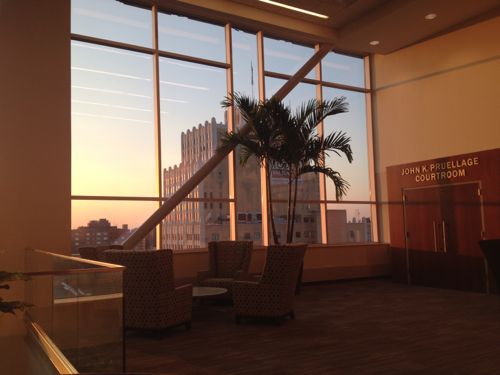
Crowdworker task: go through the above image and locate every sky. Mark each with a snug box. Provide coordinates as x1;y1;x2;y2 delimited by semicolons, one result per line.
70;0;372;229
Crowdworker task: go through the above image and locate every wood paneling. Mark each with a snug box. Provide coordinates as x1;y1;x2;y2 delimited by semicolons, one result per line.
387;148;500;292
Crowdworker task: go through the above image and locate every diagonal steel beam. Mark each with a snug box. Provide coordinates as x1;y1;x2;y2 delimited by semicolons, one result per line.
122;43;333;249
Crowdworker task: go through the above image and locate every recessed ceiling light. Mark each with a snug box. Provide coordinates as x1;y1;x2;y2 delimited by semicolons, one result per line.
258;0;329;19
424;13;437;20
369;40;380;46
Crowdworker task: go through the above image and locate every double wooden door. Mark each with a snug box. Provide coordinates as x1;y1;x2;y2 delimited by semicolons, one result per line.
403;182;486;291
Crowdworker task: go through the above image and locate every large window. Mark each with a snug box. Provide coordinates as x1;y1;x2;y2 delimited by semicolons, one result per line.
71;42;155;197
232;29;262;244
71;0;375;251
263;45;373;244
264;37;315;79
72;0;152;47
321;52;373;244
158;13;226;62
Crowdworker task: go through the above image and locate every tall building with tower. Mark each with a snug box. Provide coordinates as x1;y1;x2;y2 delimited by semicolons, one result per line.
162;117;230;250
162;113;324;249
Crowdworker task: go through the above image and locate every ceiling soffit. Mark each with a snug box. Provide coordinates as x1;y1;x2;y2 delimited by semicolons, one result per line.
122;0;500;55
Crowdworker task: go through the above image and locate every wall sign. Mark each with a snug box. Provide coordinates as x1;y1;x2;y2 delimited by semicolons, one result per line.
401;156;480;182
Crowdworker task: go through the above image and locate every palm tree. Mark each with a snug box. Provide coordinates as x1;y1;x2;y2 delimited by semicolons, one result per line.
220;93;353;245
220;93;288;244
275;97;353;243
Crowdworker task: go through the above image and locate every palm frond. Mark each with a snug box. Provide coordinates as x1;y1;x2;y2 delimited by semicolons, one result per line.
299;165;350;200
299;97;349;136
323;131;354;163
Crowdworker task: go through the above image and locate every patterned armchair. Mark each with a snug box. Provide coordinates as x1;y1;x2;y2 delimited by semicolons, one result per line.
233;244;307;323
196;241;253;297
79;245;124;261
104;249;192;330
479;239;500;291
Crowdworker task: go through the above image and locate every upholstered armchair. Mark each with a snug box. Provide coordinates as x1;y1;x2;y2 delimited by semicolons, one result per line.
79;245;124;261
196;241;253;297
104;249;192;331
233;244;307;323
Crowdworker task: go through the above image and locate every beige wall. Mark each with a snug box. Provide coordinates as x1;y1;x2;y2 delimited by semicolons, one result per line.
174;243;390;284
0;0;70;338
0;0;71;272
372;16;500;241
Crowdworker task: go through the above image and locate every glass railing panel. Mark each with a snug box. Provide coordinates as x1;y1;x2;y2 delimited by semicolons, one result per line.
0;321;78;375
24;249;124;373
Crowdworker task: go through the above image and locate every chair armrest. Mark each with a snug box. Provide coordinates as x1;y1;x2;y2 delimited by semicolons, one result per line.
175;283;192;292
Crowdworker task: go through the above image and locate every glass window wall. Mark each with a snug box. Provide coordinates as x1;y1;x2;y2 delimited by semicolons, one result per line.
71;1;374;249
71;41;156;197
158;13;226;62
322;51;365;88
264;37;315;79
71;0;152;47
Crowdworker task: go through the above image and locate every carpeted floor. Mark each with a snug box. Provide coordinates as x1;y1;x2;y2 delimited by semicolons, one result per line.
125;278;500;374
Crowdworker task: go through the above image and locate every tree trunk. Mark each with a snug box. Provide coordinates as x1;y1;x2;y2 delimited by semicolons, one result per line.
289;172;299;243
266;165;279;245
286;166;293;243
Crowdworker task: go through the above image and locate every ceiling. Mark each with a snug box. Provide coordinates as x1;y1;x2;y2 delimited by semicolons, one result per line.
228;0;500;55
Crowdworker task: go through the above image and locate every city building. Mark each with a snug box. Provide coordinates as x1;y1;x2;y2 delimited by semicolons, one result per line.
347;216;372;243
162;116;322;248
71;219;156;253
70;219;129;254
162;118;230;249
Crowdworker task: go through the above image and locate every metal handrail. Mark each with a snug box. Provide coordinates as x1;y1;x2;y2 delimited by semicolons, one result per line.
24;248;124;276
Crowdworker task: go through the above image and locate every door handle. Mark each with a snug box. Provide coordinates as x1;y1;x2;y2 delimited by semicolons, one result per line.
432;221;437;252
442;220;447;253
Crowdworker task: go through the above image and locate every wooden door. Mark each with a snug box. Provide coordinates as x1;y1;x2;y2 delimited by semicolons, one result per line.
439;183;483;256
404;187;443;286
404;187;442;253
403;183;485;291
